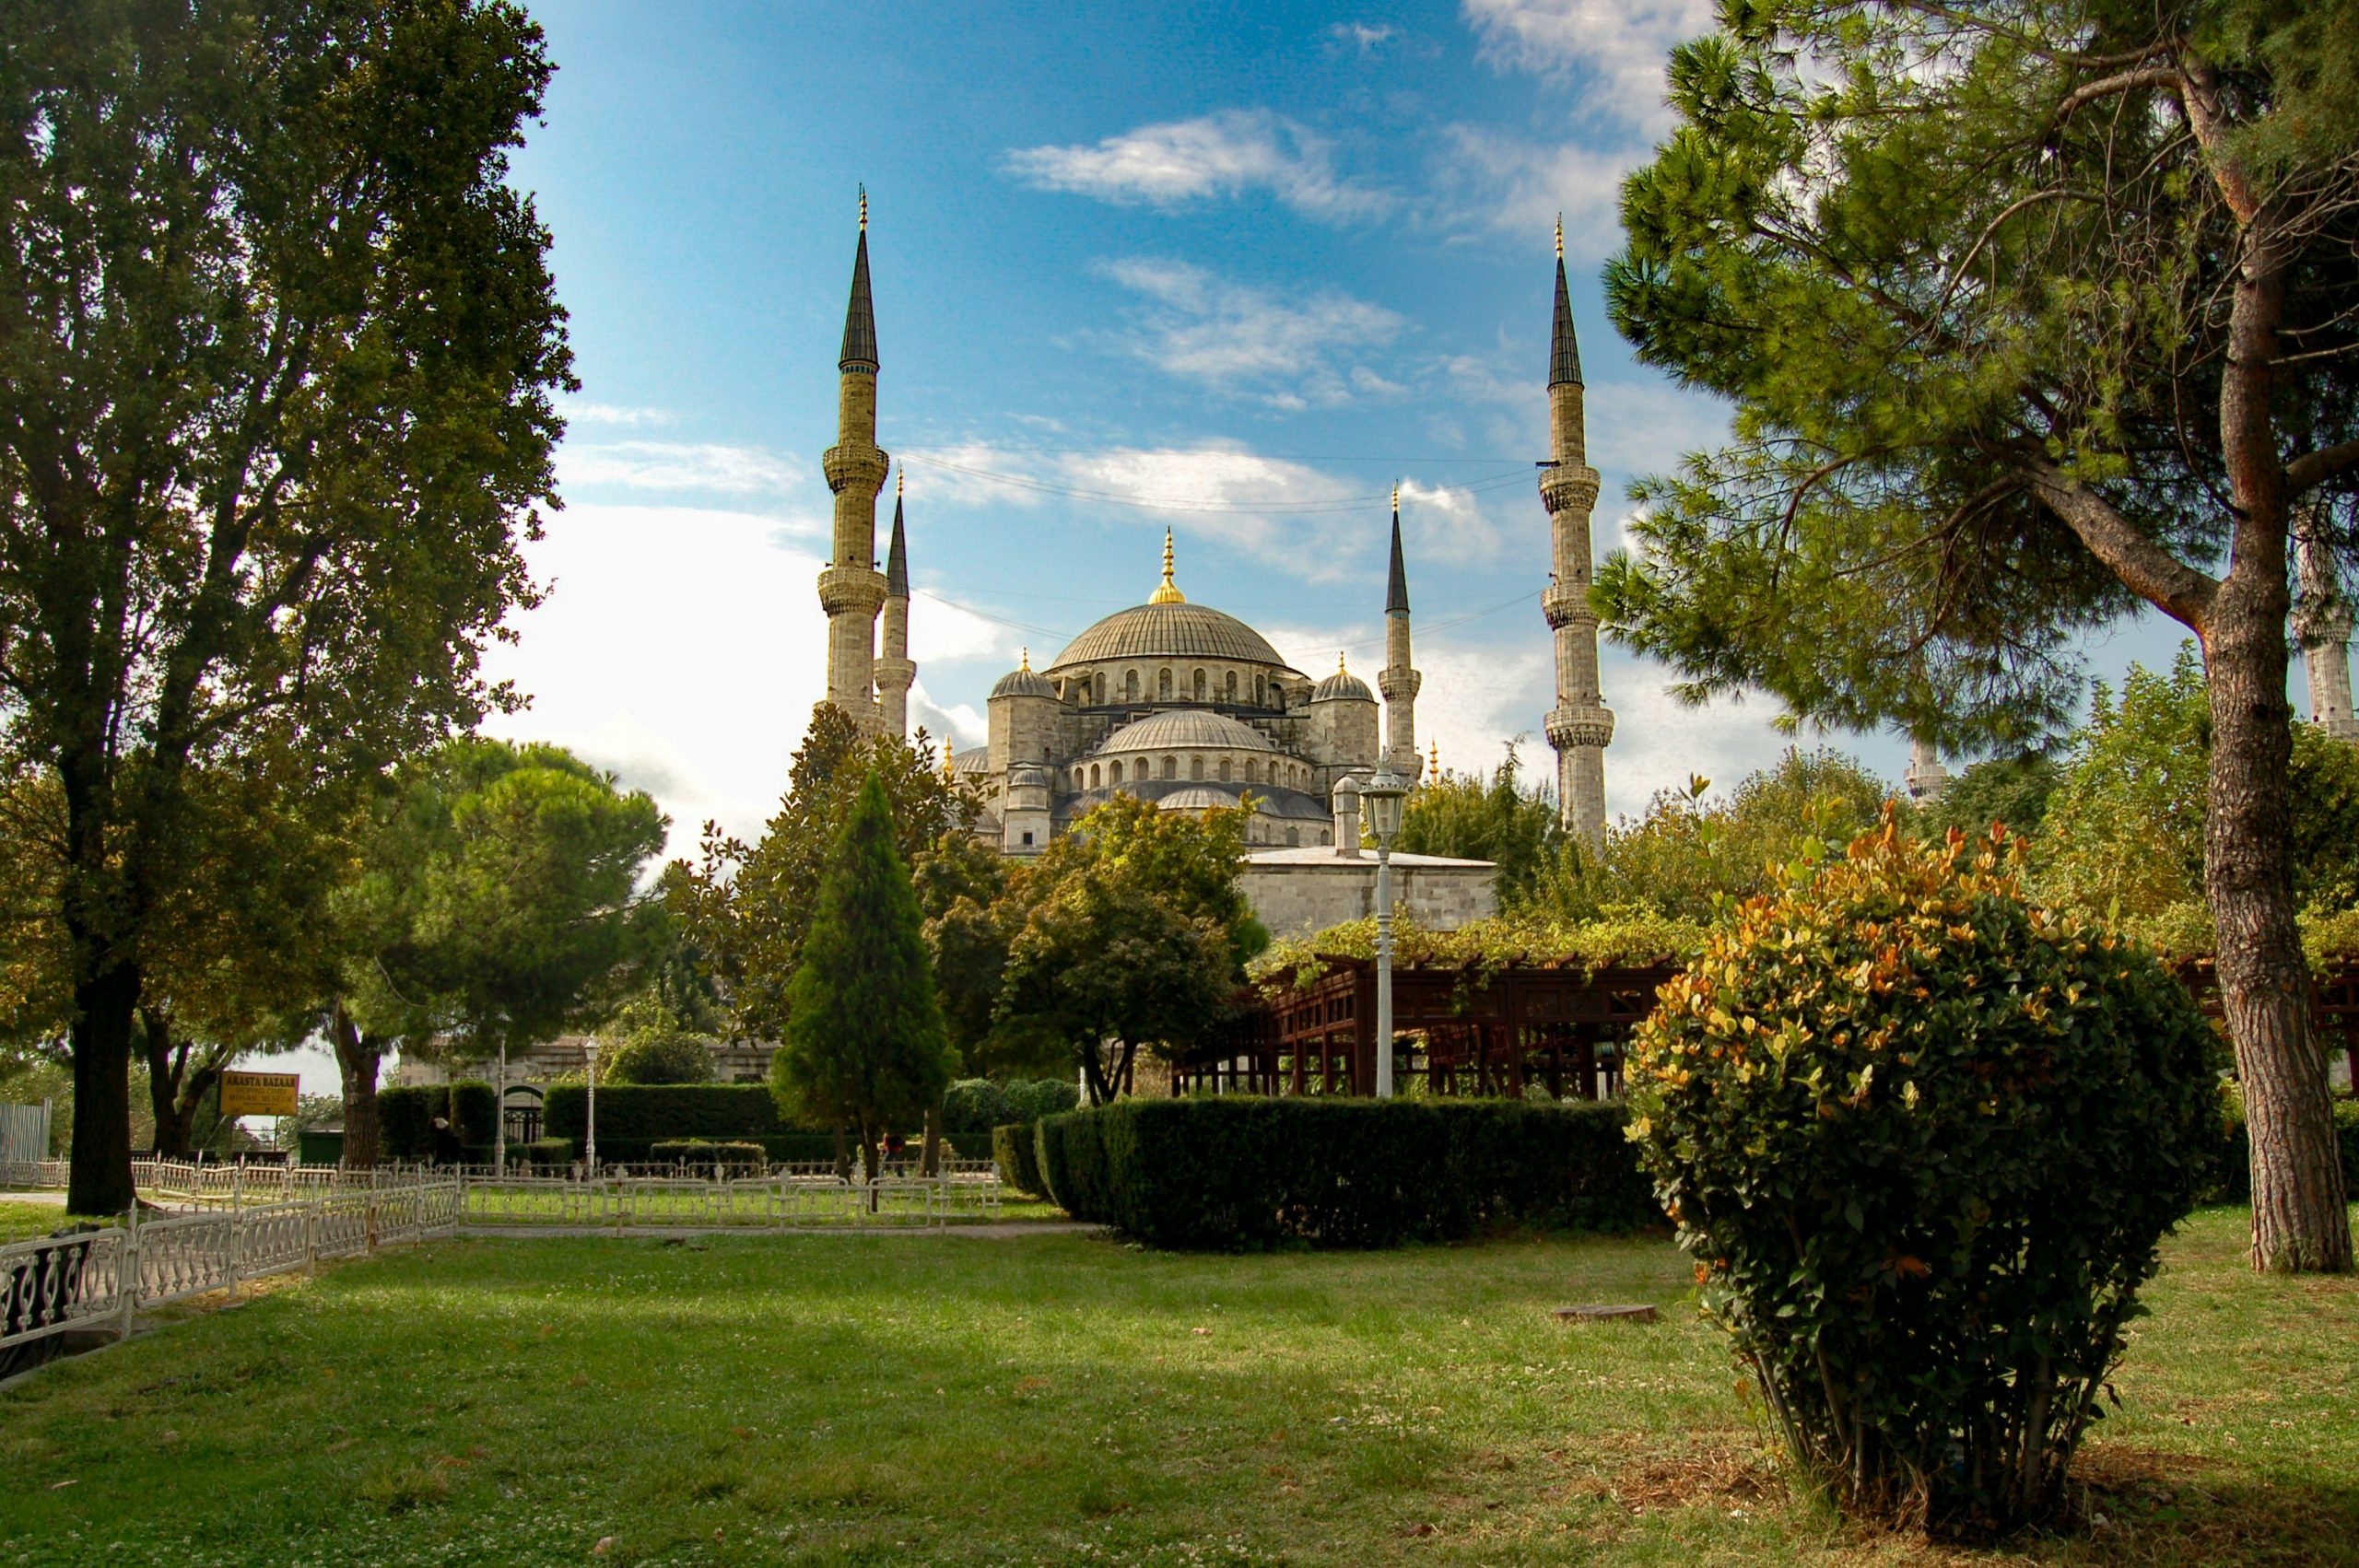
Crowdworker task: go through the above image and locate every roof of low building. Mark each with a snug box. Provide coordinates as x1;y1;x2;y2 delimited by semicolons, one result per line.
1243;845;1496;869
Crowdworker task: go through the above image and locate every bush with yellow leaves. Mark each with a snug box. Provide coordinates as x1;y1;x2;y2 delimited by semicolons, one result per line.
1626;813;2223;1539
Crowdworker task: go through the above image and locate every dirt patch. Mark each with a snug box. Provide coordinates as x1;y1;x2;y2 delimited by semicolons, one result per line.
1602;1443;1782;1515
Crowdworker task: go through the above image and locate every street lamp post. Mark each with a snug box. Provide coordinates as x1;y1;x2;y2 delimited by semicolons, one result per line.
581;1037;601;1174
1359;761;1408;1099
494;1039;508;1179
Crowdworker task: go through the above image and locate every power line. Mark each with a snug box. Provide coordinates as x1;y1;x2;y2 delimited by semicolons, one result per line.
900;452;1534;514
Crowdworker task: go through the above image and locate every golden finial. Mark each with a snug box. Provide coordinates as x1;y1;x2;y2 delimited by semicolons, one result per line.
1555;213;1563;260
897;467;904;497
1019;646;1031;672
1337;651;1348;673
1391;480;1400;514
1428;739;1440;777
859;185;868;231
942;747;957;783
1148;527;1186;604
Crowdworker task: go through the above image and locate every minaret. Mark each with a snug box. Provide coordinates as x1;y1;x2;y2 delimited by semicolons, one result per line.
1904;737;1951;802
2296;502;2358;742
818;187;890;731
1379;482;1423;781
875;469;916;739
1540;216;1614;845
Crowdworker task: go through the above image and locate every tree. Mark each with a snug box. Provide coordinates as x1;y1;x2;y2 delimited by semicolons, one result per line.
323;738;665;1165
601;996;715;1086
1920;753;2065;844
1600;0;2359;1268
669;704;971;1044
1394;743;1563;907
771;773;957;1181
0;2;571;1213
993;795;1259;1103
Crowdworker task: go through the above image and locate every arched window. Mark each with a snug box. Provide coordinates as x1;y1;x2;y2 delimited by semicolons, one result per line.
1320;830;1332;846
1161;755;1178;780
1224;671;1238;701
1124;670;1140;703
1190;755;1204;780
1158;668;1174;701
1192;669;1207;701
1217;758;1232;781
1109;760;1123;786
1254;673;1266;706
1090;764;1101;789
1243;758;1258;782
1286;827;1300;847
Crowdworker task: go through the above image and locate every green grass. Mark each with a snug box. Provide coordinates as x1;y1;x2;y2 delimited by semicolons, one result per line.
0;1208;2352;1567
0;1200;98;1244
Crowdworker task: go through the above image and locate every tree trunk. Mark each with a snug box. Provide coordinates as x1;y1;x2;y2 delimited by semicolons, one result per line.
144;1009;196;1158
2204;183;2353;1273
332;1002;384;1169
921;1103;942;1177
66;962;139;1215
1081;1043;1113;1106
832;1121;852;1182
2205;599;2353;1271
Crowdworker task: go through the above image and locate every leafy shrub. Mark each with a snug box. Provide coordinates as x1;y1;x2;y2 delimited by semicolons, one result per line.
993;1123;1047;1197
1002;1078;1080;1124
603;1027;715;1086
1033;1096;1652;1249
509;1138;574;1168
941;1079;1015;1134
377;1083;496;1162
1626;819;2224;1537
649;1139;767;1171
2208;1084;2359;1202
544;1084;780;1143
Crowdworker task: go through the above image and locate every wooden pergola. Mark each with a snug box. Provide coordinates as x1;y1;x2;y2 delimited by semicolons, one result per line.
1178;952;2359;1101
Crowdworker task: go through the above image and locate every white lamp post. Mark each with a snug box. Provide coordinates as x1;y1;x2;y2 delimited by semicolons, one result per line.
581;1036;601;1174
494;1038;509;1179
1359;761;1408;1099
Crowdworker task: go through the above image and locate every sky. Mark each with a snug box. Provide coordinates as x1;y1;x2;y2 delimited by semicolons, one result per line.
475;0;2202;860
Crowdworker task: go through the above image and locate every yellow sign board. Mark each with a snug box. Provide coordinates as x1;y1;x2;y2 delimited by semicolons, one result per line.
218;1071;300;1118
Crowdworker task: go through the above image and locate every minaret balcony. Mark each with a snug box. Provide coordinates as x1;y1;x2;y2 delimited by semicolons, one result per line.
1539;464;1600;517
1541;584;1599;630
1545;703;1615;751
823;442;890;494
816;564;886;618
1377;668;1422;702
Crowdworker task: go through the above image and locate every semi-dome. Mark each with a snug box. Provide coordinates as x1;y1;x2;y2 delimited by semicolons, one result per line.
1155;785;1238;812
1094;708;1276;755
1048;600;1291;672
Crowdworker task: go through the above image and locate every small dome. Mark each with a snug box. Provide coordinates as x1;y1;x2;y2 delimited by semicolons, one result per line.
991;659;1055;700
1311;660;1374;702
1095;708;1277;755
1007;764;1052;788
1156;785;1238;812
950;746;992;776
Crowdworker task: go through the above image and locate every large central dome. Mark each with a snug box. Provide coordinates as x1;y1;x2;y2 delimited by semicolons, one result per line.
1048;599;1290;672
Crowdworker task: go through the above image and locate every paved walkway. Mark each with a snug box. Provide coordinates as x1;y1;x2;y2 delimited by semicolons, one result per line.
1;1190;67;1206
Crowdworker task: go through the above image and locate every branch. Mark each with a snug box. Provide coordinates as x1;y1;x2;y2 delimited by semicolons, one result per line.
2285;439;2359;497
2052;66;2182;124
2017;454;2218;628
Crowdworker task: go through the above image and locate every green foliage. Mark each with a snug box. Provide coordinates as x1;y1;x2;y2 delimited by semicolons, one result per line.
1920;753;2063;844
2208;1086;2359;1204
542;1084;780;1145
996;794;1258;1103
1627;820;2224;1534
509;1138;574;1170
669;707;973;1044
940;1079;1014;1135
773;774;957;1176
1035;1097;1655;1250
376;1083;498;1164
1394;743;1562;906
2036;647;2359;921
992;1123;1048;1199
1251;907;1706;990
1001;1078;1081;1125
648;1140;767;1171
600;998;716;1086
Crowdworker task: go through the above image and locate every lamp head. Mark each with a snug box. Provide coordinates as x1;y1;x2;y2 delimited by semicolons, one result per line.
1360;759;1407;846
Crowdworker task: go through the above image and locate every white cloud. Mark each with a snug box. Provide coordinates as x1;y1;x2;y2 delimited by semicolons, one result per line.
1328;21;1397;52
1461;0;1717;134
1431;126;1641;252
1004;109;1393;222
909;589;1018;665
1097;257;1405;407
557;439;807;501
564;402;677;427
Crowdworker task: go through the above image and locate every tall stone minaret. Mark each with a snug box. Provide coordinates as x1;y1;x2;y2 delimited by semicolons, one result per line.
875;470;916;739
818;188;890;731
1379;482;1423;781
2296;502;2358;743
1903;736;1951;803
1539;218;1614;846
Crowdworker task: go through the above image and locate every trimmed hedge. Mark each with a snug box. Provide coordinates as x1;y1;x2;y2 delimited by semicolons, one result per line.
2211;1089;2359;1202
378;1082;497;1163
1035;1096;1656;1249
994;1124;1047;1198
544;1083;781;1143
1004;1079;1080;1124
511;1138;575;1168
650;1140;768;1170
945;1078;1081;1135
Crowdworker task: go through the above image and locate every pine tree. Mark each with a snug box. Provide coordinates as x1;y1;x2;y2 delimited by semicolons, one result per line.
773;772;957;1182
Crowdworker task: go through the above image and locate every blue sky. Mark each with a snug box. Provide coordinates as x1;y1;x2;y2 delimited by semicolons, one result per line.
477;0;2192;855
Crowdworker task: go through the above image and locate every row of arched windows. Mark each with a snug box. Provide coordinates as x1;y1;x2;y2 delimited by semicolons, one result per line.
1062;667;1270;708
1074;754;1311;791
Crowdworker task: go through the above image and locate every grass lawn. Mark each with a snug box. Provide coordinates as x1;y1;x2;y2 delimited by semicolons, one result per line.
0;1199;95;1244
0;1207;2352;1567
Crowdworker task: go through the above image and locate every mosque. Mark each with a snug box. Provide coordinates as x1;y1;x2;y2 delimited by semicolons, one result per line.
810;195;1614;920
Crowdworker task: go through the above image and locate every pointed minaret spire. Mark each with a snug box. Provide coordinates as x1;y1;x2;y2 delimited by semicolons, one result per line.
839;186;878;372
1149;526;1186;604
874;465;916;739
1379;481;1422;779
818;188;890;731
1550;214;1583;389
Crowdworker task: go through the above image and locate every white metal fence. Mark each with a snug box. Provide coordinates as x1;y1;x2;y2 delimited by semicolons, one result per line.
0;1102;48;1170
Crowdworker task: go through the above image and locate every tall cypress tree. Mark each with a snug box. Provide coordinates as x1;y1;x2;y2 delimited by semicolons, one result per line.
774;772;956;1181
